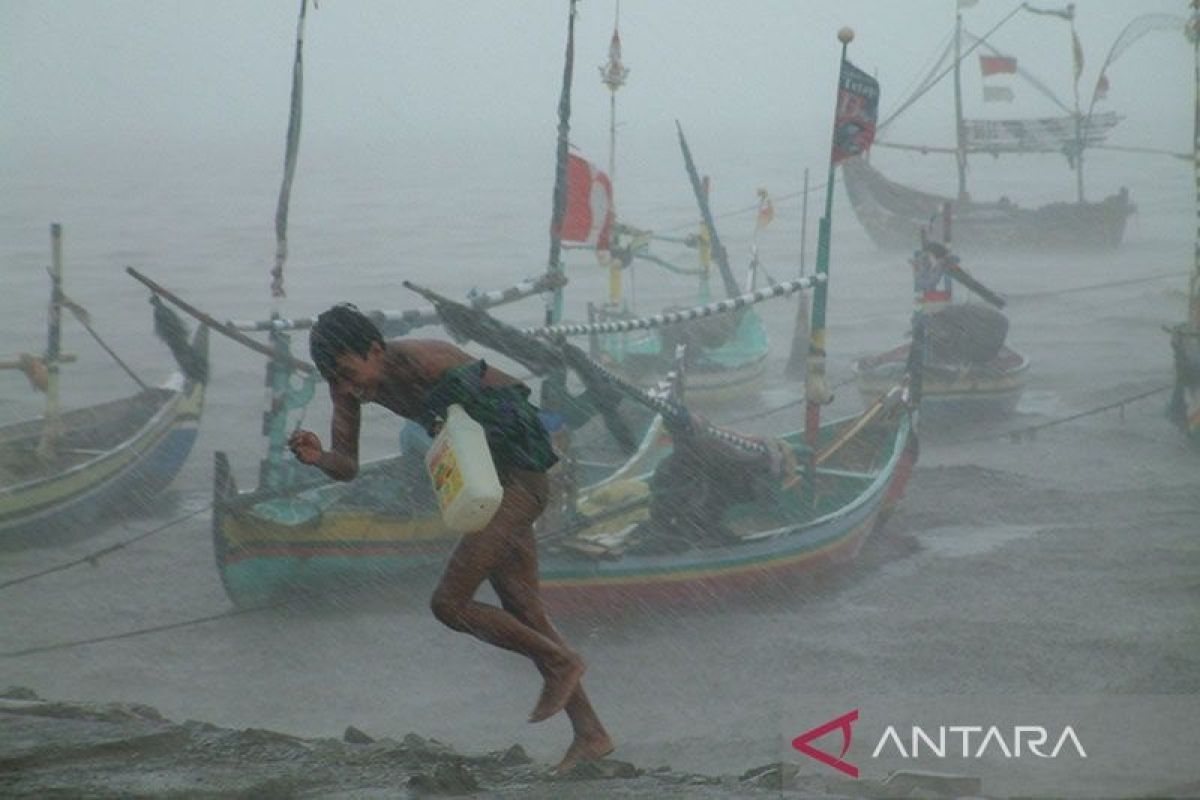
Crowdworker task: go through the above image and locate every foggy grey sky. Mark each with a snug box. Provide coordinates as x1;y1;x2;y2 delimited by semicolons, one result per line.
3;0;1192;170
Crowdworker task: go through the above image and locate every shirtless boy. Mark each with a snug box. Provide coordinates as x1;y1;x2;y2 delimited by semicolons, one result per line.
288;303;612;772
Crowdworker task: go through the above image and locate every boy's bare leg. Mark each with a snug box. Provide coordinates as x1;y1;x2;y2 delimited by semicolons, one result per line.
488;507;614;773
430;471;584;724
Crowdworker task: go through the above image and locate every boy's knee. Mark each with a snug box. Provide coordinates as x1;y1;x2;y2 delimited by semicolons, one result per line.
429;589;467;631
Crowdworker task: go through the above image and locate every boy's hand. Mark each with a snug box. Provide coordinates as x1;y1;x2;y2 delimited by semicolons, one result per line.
288;429;324;465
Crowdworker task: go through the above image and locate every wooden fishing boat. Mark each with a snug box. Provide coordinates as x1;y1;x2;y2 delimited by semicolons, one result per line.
855;236;1028;423
855;341;1028;422
1;226;209;547
212;400;914;613
0;368;207;546
841;6;1173;252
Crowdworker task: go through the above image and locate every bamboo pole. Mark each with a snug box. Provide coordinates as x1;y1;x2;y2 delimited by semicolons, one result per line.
126;267;314;374
36;224;64;461
785;168;812;379
546;0;578;326
1191;0;1200;328
805;31;855;451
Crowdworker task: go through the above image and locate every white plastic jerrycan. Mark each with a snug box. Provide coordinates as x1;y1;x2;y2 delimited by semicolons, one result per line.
424;404;504;533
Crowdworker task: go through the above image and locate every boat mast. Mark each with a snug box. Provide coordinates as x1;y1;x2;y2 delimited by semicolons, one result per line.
1069;5;1086;202
547;0;579;326
265;0;316;492
1191;0;1200;327
953;11;969;203
806;29;858;451
600;1;629;308
271;0;308;306
36;223;64;461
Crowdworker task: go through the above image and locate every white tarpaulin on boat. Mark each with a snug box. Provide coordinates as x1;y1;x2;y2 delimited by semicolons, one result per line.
963;111;1122;153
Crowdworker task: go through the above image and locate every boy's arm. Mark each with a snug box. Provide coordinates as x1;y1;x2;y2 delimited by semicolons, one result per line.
318;387;361;480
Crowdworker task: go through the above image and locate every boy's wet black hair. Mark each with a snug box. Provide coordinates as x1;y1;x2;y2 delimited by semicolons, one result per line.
310;303;384;382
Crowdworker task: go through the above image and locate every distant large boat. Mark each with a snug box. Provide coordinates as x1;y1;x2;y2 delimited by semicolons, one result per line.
843;6;1182;252
842;154;1132;252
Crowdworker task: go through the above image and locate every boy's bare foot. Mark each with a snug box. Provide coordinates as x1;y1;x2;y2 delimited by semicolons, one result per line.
528;650;585;723
553;730;615;775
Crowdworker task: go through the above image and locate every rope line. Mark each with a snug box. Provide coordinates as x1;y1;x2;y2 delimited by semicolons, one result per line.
1007;271;1188;301
656;176;838;234
944;384;1172;445
0;503;212;591
0;601;287;659
724;375;859;426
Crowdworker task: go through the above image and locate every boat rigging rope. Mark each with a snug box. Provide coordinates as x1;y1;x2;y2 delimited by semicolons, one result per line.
0;503;212;592
0;601;288;659
656;177;836;235
631;250;705;277
724;375;860;426
1005;271;1188;301
943;384;1171;445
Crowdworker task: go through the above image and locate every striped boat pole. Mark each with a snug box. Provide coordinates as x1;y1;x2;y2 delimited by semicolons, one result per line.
524;274;823;339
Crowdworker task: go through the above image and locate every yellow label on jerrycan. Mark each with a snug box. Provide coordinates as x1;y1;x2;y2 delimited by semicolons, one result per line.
424;404;504;532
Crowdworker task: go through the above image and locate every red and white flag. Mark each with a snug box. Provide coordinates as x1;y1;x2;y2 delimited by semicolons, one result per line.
979;55;1017;76
558;153;614;253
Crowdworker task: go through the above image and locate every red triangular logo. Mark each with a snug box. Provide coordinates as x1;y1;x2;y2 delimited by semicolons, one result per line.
791;709;859;778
